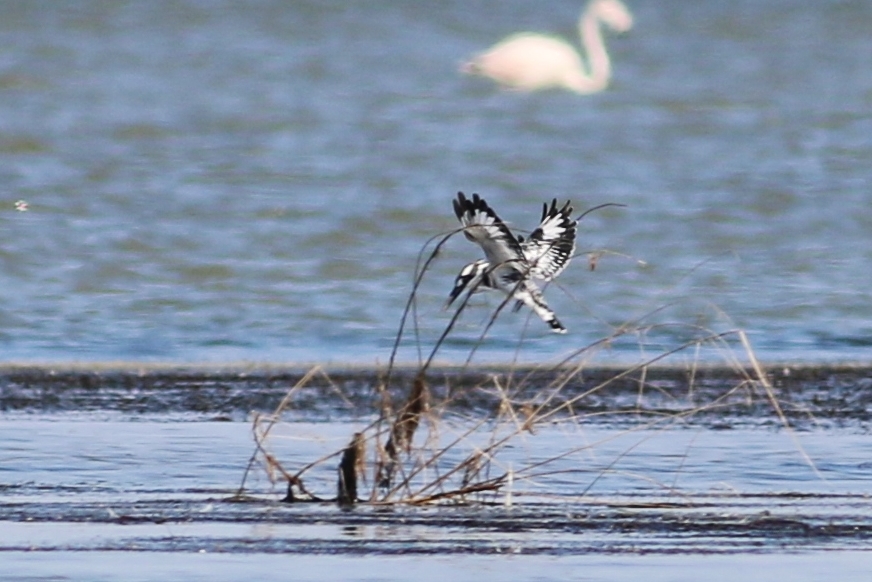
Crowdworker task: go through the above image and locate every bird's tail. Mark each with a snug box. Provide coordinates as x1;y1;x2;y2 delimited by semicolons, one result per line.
513;281;566;334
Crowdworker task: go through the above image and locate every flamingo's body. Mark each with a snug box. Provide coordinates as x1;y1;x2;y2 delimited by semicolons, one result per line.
461;0;633;94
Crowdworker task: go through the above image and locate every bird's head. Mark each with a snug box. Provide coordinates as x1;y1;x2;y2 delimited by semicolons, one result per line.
446;260;489;308
595;0;634;33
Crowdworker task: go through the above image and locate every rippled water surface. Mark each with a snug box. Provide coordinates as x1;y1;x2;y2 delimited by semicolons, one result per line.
3;407;872;580
2;368;872;580
2;4;872;575
1;0;871;365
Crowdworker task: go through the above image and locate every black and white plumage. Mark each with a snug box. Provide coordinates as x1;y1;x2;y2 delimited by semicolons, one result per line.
447;192;578;333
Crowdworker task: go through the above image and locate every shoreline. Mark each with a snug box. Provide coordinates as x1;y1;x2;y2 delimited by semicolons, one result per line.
1;361;870;421
0;359;871;379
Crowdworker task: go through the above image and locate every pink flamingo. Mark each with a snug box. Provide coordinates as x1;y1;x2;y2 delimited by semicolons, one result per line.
461;0;633;94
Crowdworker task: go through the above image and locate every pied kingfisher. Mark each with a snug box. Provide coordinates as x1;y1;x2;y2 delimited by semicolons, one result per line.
448;191;577;333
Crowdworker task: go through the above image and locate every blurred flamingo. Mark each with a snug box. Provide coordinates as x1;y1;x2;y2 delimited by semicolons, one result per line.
460;0;633;94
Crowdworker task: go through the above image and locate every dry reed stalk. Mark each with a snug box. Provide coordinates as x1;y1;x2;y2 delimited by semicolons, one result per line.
250;324;804;506
406;477;506;505
376;371;430;492
238;213;823;508
475;328;811;502
398;321;757;504
391;415;494;502
410;326;790;505
738;330;822;478
234;365;337;499
337;432;366;506
390;372;429;454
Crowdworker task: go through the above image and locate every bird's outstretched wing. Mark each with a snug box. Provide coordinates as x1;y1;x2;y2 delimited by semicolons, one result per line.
453;192;525;268
521;199;577;280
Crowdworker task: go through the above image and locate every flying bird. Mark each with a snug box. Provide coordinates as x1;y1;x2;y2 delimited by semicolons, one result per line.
460;0;633;94
448;192;577;333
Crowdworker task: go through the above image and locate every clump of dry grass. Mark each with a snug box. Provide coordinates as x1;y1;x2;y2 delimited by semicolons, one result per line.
234;218;816;506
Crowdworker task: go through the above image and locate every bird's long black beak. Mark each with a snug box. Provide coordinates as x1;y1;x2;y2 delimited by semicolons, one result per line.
444;286;463;310
445;276;471;310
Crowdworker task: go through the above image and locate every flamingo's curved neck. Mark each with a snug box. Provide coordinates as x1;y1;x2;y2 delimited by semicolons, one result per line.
573;9;611;93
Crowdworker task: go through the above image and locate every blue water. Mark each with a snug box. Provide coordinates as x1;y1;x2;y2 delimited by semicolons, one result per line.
3;415;872;579
1;0;871;365
4;553;872;582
